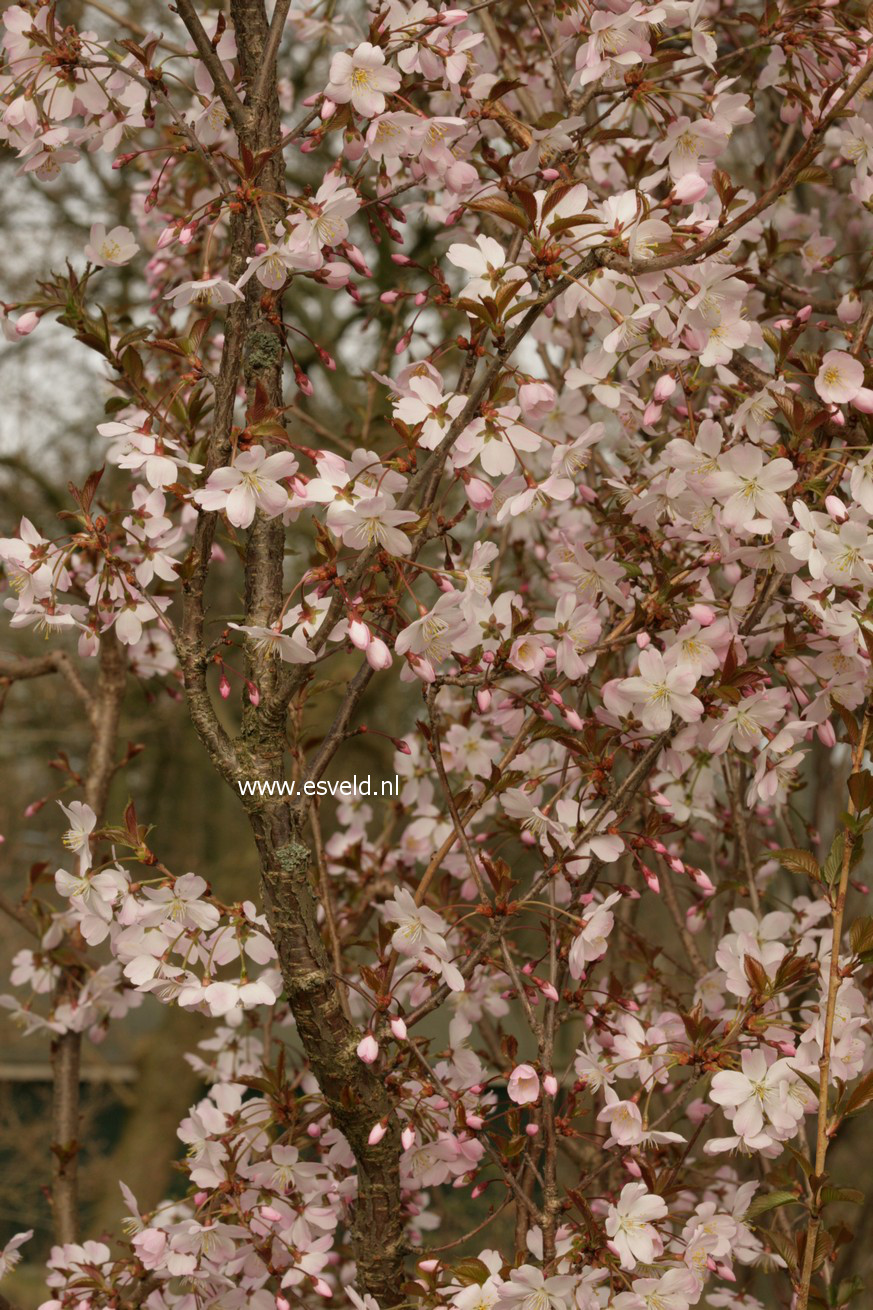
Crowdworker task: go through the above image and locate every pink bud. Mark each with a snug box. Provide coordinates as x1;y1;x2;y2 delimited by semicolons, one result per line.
825;495;848;522
525;1123;539;1137
641;865;660;894
838;293;862;324
465;1113;484;1129
476;688;492;713
538;982;560;1003
390;1016;407;1040
851;387;873;414
654;374;677;403
419;1260;439;1274
401;1125;415;1150
321;98;337;120
636;632;651;649
394;737;412;755
543;1074;558;1096
643;402;662;427
307;1122;322;1138
219;673;231;700
349;618;371;650
260;1206;283;1223
673;172;708;203
277;1298;291;1310
623;1156;642;1178
366;638;392;670
356;1034;379;1064
14;311;39;337
380;290;401;304
816;720;836;748
796;304;813;322
246;681;260;707
312;1278;333;1298
368;1121;387;1145
156;224;178;249
465;477;493;510
564;709;584;730
686;1098;712;1125
689;603;715;626
194;1191;208;1205
518;381;556;421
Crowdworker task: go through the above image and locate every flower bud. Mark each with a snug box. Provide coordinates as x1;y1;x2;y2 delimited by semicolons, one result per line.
349;618;371;650
14;311;39;337
525;1123;539;1137
465;477;493;510
366;637;392;670
688;603;715;626
816;719;836;748
543;1074;558;1096
356;1034;379;1064
368;1121;387;1145
851;386;873;413
654;374;677;403
401;1125;415;1150
390;1016;407;1040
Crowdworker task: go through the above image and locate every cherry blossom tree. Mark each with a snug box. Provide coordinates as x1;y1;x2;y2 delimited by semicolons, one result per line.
4;2;873;1310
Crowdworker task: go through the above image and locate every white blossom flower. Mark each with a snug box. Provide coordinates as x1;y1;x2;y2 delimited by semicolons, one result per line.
193;447;298;528
815;349;864;404
85;223;138;267
325;42;401;118
605;1182;668;1269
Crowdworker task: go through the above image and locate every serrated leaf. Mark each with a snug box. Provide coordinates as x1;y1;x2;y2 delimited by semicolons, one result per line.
795;165;832;186
822;832;845;886
745;1189;800;1220
467;195;532;232
765;1226;799;1274
821;1187;864;1206
850;915;873;957
845;1070;873;1116
774;847;821;880
451;1259;492;1287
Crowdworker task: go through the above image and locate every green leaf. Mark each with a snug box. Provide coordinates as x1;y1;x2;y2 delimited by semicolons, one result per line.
467;194;532;233
774;847;821;880
821;1187;864;1206
848;770;873;814
451;1259;492;1287
850;916;873;958
845;1070;873;1117
745;1190;801;1221
822;832;845;886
